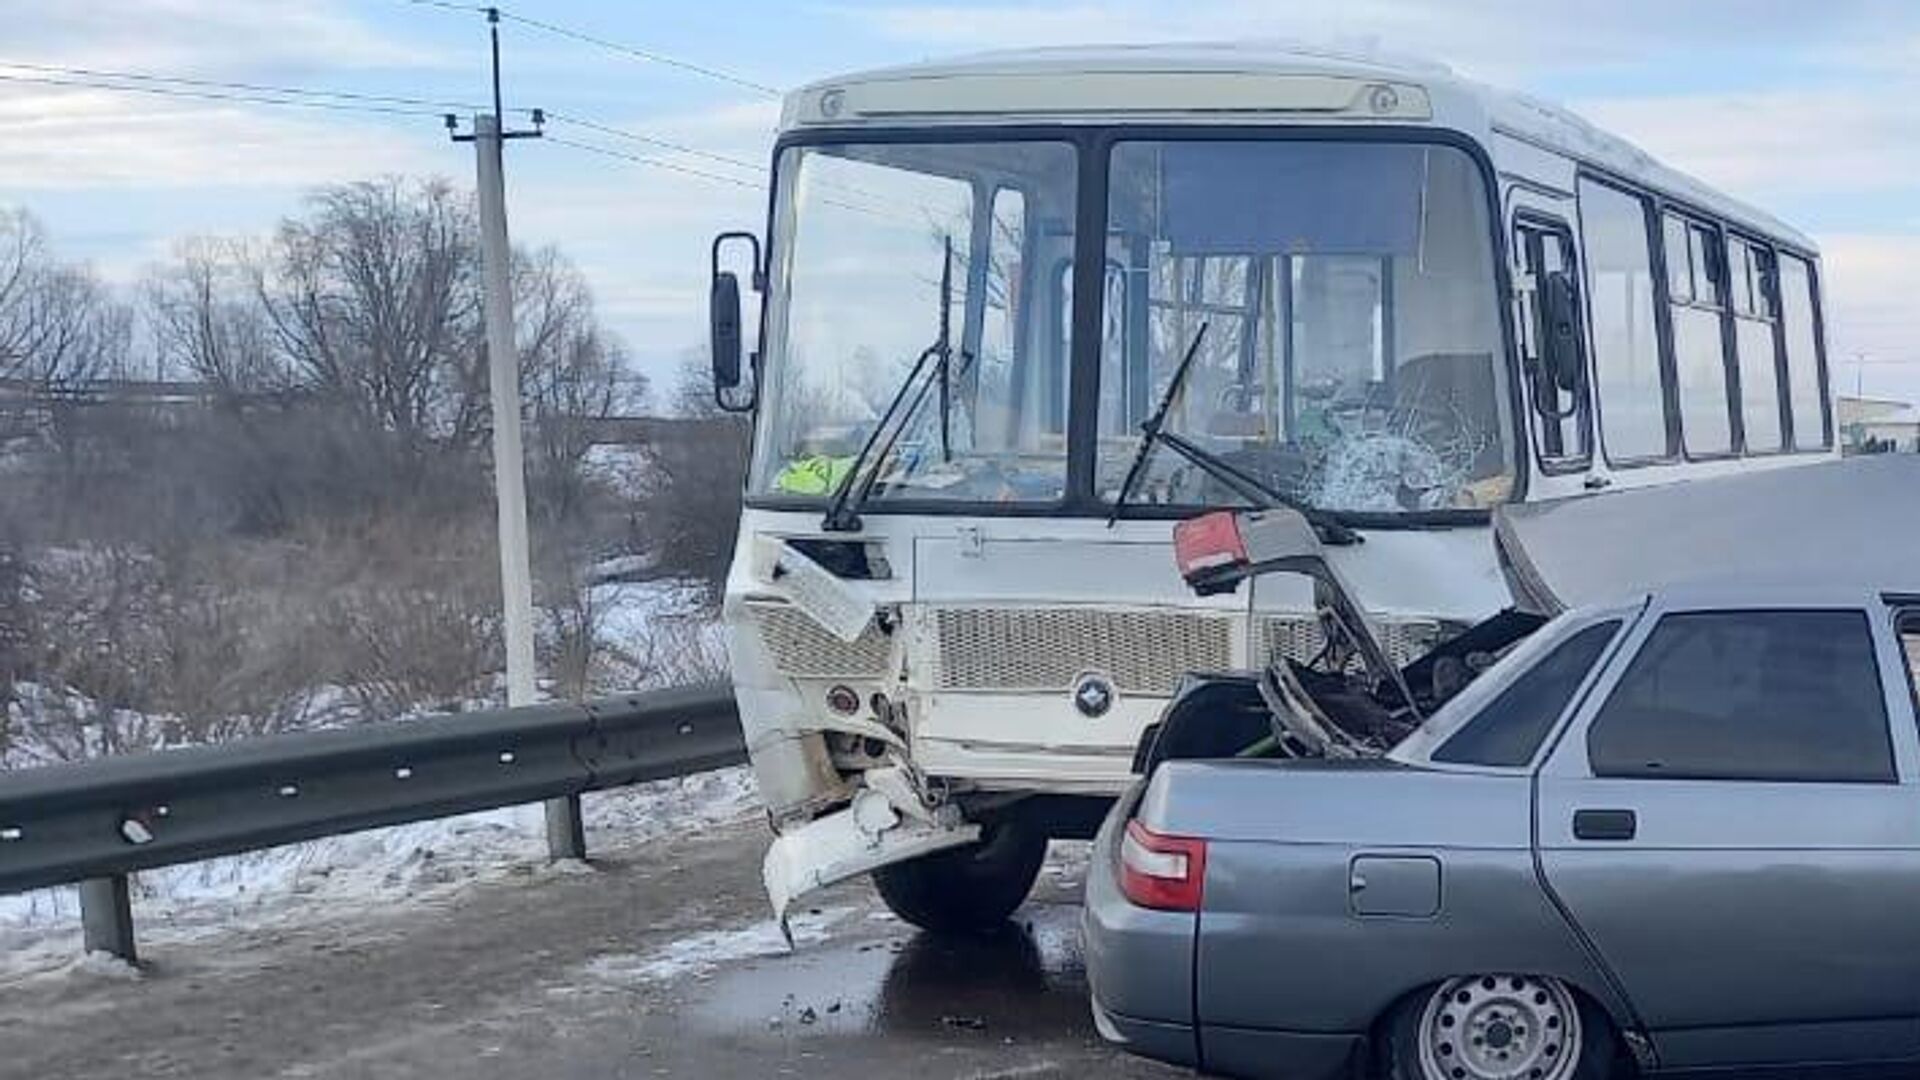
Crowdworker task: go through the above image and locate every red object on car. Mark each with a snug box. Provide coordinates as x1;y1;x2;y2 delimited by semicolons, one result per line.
1172;511;1248;584
1119;819;1208;912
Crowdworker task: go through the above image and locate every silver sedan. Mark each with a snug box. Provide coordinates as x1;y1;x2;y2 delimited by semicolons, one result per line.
1086;560;1920;1078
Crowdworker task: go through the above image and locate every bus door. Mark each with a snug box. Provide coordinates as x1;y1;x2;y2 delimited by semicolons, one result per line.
1512;215;1592;470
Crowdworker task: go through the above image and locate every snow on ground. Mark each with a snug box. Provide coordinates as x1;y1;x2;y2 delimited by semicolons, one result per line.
0;580;752;981
588;578;728;677
0;766;761;980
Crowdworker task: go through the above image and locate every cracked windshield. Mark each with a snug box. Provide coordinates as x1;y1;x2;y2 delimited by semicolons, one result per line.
752;140;1078;504
1099;140;1514;514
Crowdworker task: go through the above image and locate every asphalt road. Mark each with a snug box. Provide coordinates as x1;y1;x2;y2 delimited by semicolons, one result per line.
0;822;1179;1080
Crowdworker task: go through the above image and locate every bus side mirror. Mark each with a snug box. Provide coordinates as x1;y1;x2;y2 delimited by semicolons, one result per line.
711;271;743;389
1541;269;1585;395
710;230;763;413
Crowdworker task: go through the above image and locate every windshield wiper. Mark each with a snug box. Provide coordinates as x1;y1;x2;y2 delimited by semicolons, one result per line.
822;235;957;533
1108;322;1210;526
1106;322;1360;545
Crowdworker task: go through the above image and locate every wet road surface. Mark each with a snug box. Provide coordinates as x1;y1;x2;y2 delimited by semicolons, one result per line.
7;817;1898;1080
0;821;1178;1079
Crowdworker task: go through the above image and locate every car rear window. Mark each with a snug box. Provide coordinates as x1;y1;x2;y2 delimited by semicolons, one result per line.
1900;611;1920;712
1588;609;1893;783
1432;620;1621;767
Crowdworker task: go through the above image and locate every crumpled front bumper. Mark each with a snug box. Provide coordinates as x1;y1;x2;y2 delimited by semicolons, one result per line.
761;787;980;930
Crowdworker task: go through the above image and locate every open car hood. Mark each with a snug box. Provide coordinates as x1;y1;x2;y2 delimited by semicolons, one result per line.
1493;454;1920;616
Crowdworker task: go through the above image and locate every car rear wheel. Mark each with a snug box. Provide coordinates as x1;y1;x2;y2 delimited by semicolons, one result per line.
1379;974;1617;1080
871;821;1047;934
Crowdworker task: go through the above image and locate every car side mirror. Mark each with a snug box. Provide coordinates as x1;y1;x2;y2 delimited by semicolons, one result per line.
710;230;763;413
1541;269;1584;396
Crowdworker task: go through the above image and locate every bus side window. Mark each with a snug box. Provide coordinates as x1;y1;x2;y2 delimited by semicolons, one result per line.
1577;177;1672;463
1661;213;1733;456
1777;253;1830;450
1514;220;1588;464
1730;238;1784;452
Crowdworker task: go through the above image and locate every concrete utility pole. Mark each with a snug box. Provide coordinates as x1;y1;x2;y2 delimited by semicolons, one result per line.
472;113;538;714
453;11;584;861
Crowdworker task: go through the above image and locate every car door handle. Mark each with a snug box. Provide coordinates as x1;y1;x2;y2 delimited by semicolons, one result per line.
1573;809;1637;841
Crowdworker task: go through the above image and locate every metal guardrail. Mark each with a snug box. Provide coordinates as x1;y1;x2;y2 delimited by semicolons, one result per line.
0;683;744;961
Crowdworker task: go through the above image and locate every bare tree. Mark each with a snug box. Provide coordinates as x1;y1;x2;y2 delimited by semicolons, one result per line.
0;209;130;386
145;236;280;392
2;180;692;761
252;178;484;446
635;353;749;603
514;245;646;525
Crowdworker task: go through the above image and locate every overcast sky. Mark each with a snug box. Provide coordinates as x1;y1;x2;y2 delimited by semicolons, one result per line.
2;0;1915;404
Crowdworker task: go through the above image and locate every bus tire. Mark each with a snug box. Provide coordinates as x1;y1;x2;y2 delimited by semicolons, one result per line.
871;821;1048;934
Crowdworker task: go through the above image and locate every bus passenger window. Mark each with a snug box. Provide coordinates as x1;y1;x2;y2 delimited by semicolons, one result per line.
1663;216;1692;303
1578;178;1670;461
1730;238;1784;452
1663;214;1732;456
1778;253;1830;450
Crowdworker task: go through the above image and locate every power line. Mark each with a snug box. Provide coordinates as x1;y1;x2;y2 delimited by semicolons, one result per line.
546;136;900;223
0;59;503;115
0;71;452;118
543;111;763;176
399;1;779;96
545;111;929;215
0;60;797;203
495;11;780;96
545;135;766;192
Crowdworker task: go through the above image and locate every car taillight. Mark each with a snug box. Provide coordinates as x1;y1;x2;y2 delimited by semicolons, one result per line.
1119;818;1207;912
1173;511;1247;584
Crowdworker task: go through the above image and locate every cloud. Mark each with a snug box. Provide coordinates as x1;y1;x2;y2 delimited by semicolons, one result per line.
1820;233;1920;359
2;0;1915;405
0;87;437;191
834;0;1903;82
1574;89;1920;202
4;0;443;74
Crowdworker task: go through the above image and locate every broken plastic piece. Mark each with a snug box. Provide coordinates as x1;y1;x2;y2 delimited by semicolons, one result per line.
763;789;980;937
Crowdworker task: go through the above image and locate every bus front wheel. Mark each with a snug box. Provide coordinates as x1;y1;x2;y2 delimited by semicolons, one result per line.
871;821;1048;934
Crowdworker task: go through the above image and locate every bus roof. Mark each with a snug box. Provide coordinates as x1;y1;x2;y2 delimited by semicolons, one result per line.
783;42;1815;253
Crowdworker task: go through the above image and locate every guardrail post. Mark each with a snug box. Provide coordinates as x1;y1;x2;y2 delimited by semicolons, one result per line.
79;875;136;963
544;795;586;861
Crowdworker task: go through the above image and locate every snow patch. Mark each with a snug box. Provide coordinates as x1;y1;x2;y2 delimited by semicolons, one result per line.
0;766;762;979
64;950;144;982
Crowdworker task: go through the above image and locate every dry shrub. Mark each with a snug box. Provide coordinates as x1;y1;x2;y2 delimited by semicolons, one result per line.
300;513;504;716
11;509;505;756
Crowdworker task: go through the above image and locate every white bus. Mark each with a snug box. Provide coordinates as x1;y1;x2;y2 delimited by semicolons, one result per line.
706;44;1838;931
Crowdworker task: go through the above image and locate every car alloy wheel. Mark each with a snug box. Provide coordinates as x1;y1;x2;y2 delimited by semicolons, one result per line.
1416;974;1582;1080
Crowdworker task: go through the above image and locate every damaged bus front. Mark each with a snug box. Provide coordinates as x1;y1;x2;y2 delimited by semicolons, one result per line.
711;48;1552;932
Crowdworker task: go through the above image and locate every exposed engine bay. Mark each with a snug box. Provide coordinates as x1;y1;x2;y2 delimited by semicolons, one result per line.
1136;508;1545;773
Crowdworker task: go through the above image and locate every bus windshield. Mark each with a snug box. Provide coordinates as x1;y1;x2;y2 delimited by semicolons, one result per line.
1099;140;1513;514
749;135;1515;517
751;140;1080;506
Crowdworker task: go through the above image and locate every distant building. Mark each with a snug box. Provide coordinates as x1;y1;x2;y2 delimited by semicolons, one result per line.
1837;395;1920;453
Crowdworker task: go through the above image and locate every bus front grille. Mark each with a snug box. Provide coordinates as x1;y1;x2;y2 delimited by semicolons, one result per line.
931;607;1233;696
746;601;893;679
